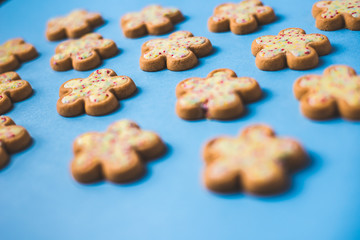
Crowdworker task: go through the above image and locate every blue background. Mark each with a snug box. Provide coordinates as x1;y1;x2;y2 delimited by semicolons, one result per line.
1;0;360;239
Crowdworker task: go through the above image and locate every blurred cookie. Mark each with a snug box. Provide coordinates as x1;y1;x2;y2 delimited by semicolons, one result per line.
121;5;183;38
294;65;360;120
71;120;166;183
46;9;104;41
203;124;307;194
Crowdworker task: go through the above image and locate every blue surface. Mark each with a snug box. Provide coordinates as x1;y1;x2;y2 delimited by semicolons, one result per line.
1;0;360;239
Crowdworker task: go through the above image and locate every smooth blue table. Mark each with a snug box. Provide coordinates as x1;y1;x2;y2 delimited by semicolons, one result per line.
1;0;360;239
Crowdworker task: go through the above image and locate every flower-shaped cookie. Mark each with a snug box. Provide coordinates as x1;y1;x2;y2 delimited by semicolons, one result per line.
312;0;360;31
0;116;31;168
140;31;212;71
50;33;118;71
203;125;307;194
121;5;184;38
294;65;360;120
176;69;262;120
71;120;165;183
251;28;331;71
46;9;104;41
0;72;32;114
0;38;38;73
208;0;276;34
57;69;136;117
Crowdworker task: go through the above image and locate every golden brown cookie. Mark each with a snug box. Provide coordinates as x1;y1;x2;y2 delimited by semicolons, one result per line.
46;9;104;41
0;116;31;169
251;28;331;71
203;125;308;195
208;0;275;34
0;39;38;73
294;65;360;120
312;0;360;31
175;68;262;120
71;119;166;183
50;33;118;71
57;69;136;117
0;71;33;114
121;5;184;38
140;31;212;72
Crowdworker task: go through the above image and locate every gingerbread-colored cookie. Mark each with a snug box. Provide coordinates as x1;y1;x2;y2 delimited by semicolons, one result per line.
121;5;184;38
312;0;360;31
140;31;212;72
0;116;31;168
46;9;104;41
176;69;262;120
203;125;308;194
50;33;118;71
57;69;136;117
0;71;33;114
294;65;360;120
0;39;38;73
208;0;275;34
71;120;166;183
251;28;331;71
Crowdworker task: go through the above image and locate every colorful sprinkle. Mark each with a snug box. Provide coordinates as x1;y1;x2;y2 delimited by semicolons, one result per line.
143;31;206;59
255;28;325;57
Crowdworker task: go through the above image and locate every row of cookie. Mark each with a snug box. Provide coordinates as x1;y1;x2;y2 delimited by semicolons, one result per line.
0;116;308;195
45;1;360;41
2;65;359;120
0;27;333;74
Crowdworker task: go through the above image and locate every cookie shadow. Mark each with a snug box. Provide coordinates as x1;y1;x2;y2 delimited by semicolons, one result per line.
254;13;286;34
191;46;220;70
97;142;172;188
174;15;189;31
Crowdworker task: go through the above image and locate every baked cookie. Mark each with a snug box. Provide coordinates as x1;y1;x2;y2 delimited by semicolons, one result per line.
46;9;104;41
176;68;262;120
0;39;38;73
203;125;307;194
57;69;136;117
208;0;275;34
0;71;33;114
50;33;118;71
71;120;165;183
0;116;31;169
251;28;331;71
312;0;360;31
294;65;360;120
121;5;184;38
140;31;212;71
